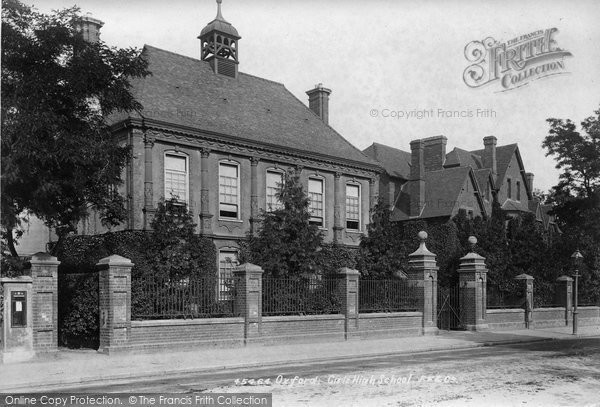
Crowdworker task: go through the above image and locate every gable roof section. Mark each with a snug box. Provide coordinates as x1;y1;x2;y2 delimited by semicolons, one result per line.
363;142;411;179
471;144;517;184
111;45;379;169
444;147;482;169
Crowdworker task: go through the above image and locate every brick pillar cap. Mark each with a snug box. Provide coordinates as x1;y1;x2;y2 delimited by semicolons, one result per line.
233;263;264;273
30;252;60;265
409;231;436;258
338;267;360;276
514;273;534;280
97;254;134;267
459;251;484;261
556;275;573;282
1;276;33;283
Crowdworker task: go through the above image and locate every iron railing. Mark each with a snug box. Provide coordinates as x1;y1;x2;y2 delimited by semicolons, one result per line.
486;284;525;309
359;279;418;313
132;275;235;320
262;277;343;316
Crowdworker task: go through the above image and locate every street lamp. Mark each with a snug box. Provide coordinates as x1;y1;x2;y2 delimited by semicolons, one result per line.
570;249;583;335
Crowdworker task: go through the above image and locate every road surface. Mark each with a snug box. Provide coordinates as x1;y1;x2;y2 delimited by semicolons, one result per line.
70;337;600;406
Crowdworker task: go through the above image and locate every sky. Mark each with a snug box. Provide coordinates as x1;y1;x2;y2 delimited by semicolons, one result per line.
28;0;600;192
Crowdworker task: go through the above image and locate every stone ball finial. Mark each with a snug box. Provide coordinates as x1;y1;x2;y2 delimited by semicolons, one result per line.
468;236;477;251
418;231;428;241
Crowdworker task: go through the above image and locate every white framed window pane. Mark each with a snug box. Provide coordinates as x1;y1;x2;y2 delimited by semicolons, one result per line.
308;178;324;226
308;178;323;193
165;154;188;202
165;155;186;172
266;171;284;211
346;184;360;230
218;251;238;300
219;163;239;218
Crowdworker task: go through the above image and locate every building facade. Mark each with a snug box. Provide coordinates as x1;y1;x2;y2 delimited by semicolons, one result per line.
102;3;382;271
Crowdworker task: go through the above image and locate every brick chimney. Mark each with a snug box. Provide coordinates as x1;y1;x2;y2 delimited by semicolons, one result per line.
410;139;425;217
483;136;498;180
423;135;447;171
306;83;332;125
77;14;104;43
525;172;534;193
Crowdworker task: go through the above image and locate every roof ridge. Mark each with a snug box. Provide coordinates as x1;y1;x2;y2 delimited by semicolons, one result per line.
371;142;410;155
142;44;286;87
283;87;381;167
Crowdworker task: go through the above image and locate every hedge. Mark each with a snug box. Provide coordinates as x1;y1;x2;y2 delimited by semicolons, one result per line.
54;230;217;348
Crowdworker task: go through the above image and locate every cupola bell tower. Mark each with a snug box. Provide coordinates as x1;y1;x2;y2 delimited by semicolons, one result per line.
198;0;241;78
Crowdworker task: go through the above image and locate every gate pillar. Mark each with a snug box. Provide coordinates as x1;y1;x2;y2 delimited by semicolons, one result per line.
515;274;534;329
408;231;439;336
458;236;488;331
555;275;573;326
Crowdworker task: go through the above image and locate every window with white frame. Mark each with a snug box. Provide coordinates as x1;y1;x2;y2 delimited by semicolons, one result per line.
308;178;324;227
266;170;284;211
218;250;238;300
516;181;521;201
345;183;360;230
164;153;188;203
219;162;239;219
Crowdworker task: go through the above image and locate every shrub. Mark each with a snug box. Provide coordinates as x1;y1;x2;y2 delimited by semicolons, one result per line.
53;202;217;348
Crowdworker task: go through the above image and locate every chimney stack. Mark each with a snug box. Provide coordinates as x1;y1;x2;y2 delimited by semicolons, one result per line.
423;135;447;171
483;136;498;181
409;139;425;217
525;172;534;194
77;14;104;44
306;83;332;125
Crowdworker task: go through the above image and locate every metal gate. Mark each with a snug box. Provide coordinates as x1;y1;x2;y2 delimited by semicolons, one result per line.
437;284;463;330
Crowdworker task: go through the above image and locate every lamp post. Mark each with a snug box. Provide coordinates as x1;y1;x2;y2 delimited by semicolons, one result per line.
570;249;583;335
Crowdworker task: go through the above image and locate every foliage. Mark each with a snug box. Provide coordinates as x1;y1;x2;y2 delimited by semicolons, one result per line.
317;243;358;277
542;106;600;305
58;273;99;349
53;202;217;348
543;107;600;198
1;0;149;256
240;169;324;278
148;199;215;280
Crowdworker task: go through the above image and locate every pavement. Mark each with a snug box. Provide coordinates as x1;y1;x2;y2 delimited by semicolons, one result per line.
0;325;599;392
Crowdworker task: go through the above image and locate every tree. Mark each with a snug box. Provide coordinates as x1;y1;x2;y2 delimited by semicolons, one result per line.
543;107;600;199
542;106;600;305
148;199;212;280
1;0;149;257
357;199;407;278
240;169;323;278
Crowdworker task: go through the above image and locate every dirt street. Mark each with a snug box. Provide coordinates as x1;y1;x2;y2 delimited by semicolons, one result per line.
207;339;600;406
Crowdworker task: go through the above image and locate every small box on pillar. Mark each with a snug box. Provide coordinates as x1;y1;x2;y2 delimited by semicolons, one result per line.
1;276;35;363
458;236;488;331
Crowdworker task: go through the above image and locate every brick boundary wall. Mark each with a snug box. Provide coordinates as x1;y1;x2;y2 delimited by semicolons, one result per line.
124;312;424;350
486;306;599;330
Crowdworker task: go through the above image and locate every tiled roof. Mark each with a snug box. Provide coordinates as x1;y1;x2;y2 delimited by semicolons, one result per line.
471;144;518;185
390;166;474;220
421;167;472;218
501;199;529;212
363;143;411;179
111;45;379;168
473;168;493;193
445;148;482;169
